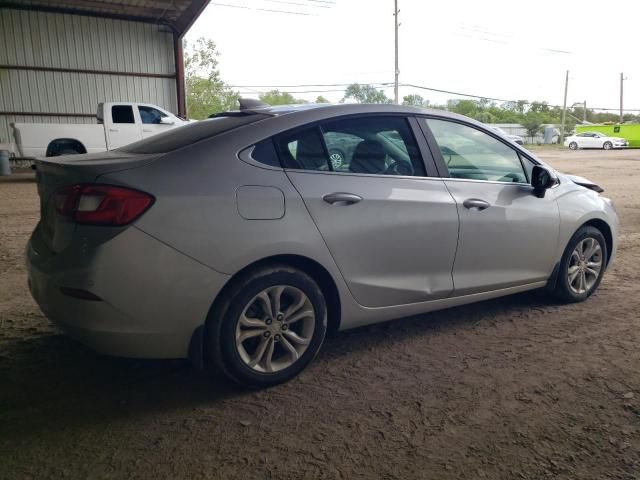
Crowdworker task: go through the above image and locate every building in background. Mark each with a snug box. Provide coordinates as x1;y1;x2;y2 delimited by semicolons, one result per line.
0;1;208;151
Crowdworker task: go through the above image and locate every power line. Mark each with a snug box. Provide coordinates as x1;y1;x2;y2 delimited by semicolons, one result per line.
227;82;392;88
210;2;317;16
224;80;640;112
264;0;332;7
235;88;353;94
402;82;640;112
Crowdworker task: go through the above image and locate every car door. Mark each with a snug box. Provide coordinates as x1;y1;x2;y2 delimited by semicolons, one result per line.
137;104;177;139
106;104;142;148
584;133;600;148
592;133;607;148
279;115;459;308
420;117;560;296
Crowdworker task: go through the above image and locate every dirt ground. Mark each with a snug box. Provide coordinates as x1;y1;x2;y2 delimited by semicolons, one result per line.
1;149;639;480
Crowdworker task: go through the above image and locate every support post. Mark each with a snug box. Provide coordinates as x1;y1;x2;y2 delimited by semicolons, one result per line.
174;33;186;118
394;0;399;104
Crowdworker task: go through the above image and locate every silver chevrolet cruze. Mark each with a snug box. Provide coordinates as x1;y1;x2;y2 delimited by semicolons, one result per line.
27;102;618;387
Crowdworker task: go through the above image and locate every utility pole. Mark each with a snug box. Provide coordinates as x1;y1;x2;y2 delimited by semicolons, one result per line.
560;70;569;144
620;72;625;124
583;100;587;123
393;0;399;104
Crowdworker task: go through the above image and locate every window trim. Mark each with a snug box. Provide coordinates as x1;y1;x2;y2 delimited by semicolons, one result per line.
270;113;438;178
417;115;540;185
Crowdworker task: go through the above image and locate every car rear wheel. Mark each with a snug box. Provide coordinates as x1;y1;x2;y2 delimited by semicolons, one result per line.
603;141;613;150
552;226;607;303
205;265;327;388
568;142;578;150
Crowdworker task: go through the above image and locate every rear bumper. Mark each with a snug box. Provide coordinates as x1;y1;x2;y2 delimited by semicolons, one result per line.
27;225;230;359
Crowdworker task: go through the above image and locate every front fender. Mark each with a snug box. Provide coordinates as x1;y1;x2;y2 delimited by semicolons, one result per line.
554;179;619;267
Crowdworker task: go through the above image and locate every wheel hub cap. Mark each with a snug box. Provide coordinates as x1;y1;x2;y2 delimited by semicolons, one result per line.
567;237;603;295
235;285;315;373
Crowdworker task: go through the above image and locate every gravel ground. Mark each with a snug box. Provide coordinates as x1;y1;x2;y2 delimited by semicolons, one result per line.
1;149;639;480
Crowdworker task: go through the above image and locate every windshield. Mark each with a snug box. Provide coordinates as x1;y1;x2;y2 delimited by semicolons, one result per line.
117;115;268;154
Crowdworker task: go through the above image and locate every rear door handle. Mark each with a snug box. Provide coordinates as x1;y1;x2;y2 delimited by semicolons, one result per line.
463;198;490;211
322;192;363;205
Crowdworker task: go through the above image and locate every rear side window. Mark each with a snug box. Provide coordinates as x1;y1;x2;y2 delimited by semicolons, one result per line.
251;139;281;167
112;105;135;124
321;116;425;176
118;115;268;154
272;116;426;176
275;128;330;171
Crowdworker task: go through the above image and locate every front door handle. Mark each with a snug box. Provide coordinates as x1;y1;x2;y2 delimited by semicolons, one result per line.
463;198;490;211
323;192;363;205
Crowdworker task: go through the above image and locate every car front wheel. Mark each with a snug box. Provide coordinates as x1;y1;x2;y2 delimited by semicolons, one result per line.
205;265;327;388
603;141;613;150
552;226;607;303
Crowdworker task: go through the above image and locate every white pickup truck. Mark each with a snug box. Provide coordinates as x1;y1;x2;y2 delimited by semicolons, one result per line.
11;102;189;158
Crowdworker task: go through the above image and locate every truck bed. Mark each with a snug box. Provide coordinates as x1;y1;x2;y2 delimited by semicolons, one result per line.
12;122;106;158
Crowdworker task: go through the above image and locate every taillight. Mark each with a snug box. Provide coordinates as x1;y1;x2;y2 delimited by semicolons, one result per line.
55;184;154;226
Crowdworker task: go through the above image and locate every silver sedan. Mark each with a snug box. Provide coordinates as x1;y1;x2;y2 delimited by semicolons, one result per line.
27;102;618;387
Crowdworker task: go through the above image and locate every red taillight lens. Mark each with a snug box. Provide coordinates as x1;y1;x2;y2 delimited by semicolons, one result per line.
55;184;154;226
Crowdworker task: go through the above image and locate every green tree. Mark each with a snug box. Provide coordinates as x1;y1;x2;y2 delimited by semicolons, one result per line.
402;94;429;108
184;38;239;119
529;101;550;114
343;84;392;104
522;112;544;143
474;111;496;124
315;95;330;103
447;99;479;117
259;90;306;105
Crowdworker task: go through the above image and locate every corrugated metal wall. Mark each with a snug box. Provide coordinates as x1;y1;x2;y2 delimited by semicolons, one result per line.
0;8;177;149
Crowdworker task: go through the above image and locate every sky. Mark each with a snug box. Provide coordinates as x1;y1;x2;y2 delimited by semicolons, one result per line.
187;0;640;112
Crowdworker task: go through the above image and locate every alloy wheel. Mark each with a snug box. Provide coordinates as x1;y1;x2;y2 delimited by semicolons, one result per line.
567;237;603;294
235;285;315;373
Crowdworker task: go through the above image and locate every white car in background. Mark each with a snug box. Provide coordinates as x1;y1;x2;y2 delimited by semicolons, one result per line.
565;132;629;150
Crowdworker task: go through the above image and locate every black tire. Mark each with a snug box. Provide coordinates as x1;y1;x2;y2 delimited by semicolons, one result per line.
552;226;607;303
205;265;327;388
569;142;578;150
603;141;613;150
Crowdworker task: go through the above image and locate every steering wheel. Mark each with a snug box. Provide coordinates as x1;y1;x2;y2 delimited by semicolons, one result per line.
385;160;414;176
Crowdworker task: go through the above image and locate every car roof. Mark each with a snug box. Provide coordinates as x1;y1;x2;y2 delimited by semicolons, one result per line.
219;102;476;124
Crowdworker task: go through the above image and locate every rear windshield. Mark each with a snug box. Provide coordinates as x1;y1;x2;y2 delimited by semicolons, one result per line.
117;114;268;154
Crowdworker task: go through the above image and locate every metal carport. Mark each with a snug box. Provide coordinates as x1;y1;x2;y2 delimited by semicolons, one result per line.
0;0;209;148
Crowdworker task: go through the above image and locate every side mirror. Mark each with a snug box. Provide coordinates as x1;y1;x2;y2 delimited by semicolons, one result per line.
159;116;175;125
531;165;556;198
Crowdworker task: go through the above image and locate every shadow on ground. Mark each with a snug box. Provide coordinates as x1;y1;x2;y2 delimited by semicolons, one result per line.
0;289;557;440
